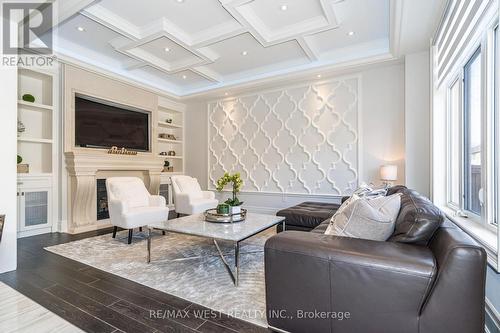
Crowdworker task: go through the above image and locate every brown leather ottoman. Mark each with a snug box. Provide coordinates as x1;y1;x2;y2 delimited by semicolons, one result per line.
276;201;340;232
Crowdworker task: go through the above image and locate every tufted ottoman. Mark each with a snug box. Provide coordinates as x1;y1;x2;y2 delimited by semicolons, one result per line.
276;201;341;232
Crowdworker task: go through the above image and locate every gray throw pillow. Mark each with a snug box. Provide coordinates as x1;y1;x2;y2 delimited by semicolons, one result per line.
324;194;402;241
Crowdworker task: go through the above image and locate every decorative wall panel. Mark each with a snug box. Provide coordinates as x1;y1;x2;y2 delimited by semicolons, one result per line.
208;77;360;196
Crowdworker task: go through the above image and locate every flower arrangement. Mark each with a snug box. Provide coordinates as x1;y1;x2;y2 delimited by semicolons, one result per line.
216;172;243;206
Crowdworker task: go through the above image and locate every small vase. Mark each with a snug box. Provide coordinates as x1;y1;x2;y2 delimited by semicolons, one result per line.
231;206;241;214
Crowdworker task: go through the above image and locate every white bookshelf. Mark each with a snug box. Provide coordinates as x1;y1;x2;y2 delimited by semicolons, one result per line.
17;67;58;238
157;100;185;175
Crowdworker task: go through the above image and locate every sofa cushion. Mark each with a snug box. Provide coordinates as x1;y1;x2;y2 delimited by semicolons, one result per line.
388;187;444;245
276;202;340;230
325;194;402;241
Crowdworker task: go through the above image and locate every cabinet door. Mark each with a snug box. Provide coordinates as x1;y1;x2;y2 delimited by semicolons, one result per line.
19;189;51;230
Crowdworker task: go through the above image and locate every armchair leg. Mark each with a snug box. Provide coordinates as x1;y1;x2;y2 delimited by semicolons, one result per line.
162;231;166;235
112;226;117;238
139;227;142;232
128;229;133;244
177;213;181;218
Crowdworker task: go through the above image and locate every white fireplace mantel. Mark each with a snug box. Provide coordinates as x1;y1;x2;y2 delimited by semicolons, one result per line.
65;151;164;234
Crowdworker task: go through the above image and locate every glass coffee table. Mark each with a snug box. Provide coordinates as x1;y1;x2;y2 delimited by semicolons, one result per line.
146;213;285;286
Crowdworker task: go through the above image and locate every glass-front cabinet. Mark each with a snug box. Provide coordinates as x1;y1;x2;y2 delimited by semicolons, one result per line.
17;177;53;237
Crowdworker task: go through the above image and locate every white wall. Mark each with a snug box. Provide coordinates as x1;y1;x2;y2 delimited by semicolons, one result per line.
0;65;18;273
185;62;405;213
405;51;431;197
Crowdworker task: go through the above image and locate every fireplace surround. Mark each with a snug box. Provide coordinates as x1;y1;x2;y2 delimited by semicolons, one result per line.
65;151;163;234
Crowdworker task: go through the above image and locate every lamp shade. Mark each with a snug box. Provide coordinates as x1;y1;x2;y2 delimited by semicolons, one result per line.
380;165;398;181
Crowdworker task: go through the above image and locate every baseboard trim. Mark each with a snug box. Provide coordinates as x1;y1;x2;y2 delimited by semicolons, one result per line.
244;205;279;215
486;297;500;332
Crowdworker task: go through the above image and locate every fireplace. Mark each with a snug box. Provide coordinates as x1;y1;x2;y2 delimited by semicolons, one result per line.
96;179;109;220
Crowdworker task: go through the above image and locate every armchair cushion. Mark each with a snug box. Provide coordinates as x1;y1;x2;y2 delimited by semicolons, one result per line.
177;177;203;199
122;206;168;227
108;180;150;208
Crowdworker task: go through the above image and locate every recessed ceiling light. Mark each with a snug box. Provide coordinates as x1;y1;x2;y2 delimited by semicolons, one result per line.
224;92;229;96
280;4;288;11
176;0;184;3
182;75;187;79
348;31;355;36
164;47;170;52
241;51;248;56
316;74;322;78
77;26;85;32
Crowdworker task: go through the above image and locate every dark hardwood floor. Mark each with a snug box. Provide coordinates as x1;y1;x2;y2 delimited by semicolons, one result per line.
0;228;271;333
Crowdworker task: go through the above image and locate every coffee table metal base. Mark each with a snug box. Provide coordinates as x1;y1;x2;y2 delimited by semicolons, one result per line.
146;220;285;286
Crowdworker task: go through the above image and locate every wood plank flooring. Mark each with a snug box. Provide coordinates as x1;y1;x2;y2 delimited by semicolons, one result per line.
0;228;271;333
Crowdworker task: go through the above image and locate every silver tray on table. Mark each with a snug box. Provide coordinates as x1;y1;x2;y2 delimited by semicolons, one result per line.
204;208;247;223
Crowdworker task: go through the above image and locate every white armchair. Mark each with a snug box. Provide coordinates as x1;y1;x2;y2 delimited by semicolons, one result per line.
106;177;169;244
171;176;218;216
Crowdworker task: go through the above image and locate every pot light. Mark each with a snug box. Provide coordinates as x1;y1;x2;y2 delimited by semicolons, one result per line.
224;92;229;96
241;51;248;56
176;0;184;3
182;75;187;79
77;26;85;32
348;31;355;36
316;74;322;78
280;4;288;11
164;47;170;52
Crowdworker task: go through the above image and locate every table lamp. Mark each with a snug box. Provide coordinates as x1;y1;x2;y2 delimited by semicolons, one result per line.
380;164;398;187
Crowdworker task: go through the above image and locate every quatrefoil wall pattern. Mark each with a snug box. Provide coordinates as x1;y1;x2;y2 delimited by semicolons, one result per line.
208;77;360;196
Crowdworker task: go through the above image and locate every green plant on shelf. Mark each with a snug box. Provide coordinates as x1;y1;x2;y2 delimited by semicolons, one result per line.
17;155;22;164
216;172;244;206
22;94;35;103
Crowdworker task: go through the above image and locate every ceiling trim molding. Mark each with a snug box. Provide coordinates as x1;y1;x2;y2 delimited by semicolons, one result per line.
55;52;183;101
389;0;404;58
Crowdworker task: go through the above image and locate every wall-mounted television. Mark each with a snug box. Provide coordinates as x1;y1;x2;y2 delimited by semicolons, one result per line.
75;95;150;151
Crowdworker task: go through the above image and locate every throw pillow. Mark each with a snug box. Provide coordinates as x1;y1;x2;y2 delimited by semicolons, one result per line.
324;193;402;241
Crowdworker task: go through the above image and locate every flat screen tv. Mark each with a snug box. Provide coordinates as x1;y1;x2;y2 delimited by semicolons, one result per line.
75;95;150;151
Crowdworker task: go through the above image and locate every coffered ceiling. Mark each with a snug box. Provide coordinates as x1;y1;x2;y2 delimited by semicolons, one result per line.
47;0;442;97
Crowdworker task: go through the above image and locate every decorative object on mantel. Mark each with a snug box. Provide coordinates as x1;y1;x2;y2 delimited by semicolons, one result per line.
21;93;35;103
17;155;29;173
107;146;138;156
167;150;176;156
159;133;176;140
0;215;4;242
163;160;173;172
159;151;168;156
17;120;25;137
165;118;173;124
204;208;247;223
380;164;398;187
216;172;244;215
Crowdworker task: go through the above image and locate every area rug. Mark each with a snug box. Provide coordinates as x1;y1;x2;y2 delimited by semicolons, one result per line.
44;229;275;327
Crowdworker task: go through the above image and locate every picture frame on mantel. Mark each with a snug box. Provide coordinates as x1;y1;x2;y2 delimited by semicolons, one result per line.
0;215;5;242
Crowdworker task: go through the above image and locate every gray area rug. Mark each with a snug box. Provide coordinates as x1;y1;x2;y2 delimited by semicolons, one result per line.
44;229;275;327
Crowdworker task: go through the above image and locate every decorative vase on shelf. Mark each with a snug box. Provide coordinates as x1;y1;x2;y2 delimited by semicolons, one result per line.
17;121;25;137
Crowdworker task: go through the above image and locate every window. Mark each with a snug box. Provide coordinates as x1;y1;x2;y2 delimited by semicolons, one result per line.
448;78;462;208
463;48;483;217
494;26;499;226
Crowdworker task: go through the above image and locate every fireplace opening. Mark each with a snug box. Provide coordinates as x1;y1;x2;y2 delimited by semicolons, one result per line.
97;179;109;220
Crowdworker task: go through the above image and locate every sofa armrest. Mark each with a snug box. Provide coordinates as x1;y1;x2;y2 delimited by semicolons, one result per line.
149;195;166;207
201;191;215;200
265;231;436;333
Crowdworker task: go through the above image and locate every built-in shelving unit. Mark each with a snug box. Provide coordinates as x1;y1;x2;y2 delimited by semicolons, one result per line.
157;98;185;175
17;67;58;238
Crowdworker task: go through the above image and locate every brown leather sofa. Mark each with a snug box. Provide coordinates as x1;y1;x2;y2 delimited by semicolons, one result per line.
265;186;487;333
